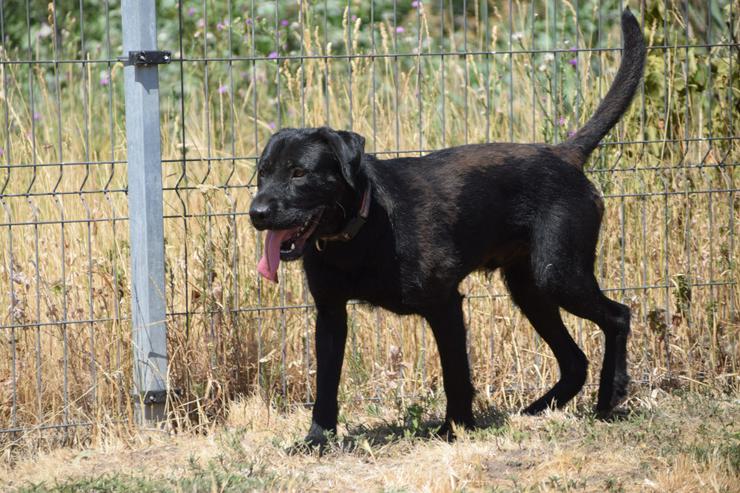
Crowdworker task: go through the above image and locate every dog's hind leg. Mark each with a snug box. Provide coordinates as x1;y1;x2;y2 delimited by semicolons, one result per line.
422;292;476;436
551;277;631;416
531;252;631;416
527;201;631;416
503;261;589;414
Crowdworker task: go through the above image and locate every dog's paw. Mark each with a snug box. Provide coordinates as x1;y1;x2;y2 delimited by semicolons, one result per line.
595;374;631;420
435;422;456;442
306;420;334;446
594;406;631;422
610;373;631;408
521;401;548;416
286;421;334;455
435;419;475;442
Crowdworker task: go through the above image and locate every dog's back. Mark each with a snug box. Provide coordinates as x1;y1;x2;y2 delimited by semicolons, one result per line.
363;143;602;302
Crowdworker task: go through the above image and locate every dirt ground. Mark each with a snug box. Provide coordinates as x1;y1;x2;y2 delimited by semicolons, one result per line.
3;388;739;492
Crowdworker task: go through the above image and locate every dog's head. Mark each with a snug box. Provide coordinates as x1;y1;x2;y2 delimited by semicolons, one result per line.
249;127;365;281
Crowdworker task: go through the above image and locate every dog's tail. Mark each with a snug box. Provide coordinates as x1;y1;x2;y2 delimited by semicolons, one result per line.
557;8;646;169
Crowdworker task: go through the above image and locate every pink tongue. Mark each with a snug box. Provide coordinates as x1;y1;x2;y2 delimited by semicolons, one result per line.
258;229;296;282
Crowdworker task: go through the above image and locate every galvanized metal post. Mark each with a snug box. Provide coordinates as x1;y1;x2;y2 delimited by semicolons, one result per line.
121;0;168;426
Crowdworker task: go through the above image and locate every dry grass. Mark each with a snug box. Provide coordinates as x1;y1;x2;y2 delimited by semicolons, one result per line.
3;389;738;492
0;0;738;447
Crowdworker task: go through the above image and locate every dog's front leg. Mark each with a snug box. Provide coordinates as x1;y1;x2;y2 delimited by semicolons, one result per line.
305;301;348;447
423;293;476;439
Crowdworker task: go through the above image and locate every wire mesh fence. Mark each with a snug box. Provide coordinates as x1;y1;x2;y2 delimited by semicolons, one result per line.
0;0;738;440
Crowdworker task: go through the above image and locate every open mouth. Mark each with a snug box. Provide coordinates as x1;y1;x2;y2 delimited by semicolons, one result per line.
257;210;323;282
278;212;322;260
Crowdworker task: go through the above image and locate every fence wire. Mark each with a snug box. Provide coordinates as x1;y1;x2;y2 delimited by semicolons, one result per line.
0;0;738;440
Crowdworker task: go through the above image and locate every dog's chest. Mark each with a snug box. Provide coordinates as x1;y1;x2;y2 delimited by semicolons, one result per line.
304;243;425;315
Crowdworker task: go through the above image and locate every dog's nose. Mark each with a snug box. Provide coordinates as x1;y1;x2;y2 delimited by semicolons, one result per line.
249;198;274;230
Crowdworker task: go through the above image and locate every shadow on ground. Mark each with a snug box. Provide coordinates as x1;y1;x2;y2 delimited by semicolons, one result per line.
290;404;510;454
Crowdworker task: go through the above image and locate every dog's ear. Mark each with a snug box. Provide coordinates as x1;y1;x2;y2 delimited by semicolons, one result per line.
317;127;365;189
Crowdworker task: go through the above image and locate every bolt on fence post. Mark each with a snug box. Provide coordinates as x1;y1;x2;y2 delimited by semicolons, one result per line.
121;0;169;426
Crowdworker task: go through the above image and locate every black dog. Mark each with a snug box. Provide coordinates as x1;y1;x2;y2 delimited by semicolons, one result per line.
250;9;645;444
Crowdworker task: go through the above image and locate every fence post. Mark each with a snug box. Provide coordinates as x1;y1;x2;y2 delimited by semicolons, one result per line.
121;0;169;426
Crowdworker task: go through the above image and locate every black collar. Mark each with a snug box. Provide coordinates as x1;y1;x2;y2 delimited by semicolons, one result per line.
318;184;371;244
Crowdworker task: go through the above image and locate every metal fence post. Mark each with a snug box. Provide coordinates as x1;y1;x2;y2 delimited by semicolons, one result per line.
121;0;169;426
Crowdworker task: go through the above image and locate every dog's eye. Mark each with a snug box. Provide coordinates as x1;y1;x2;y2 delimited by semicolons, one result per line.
291;168;306;179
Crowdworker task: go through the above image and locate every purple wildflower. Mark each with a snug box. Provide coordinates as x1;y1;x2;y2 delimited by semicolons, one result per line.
99;74;110;86
245;17;253;26
351;14;357;21
558;117;566;126
280;19;289;27
569;47;578;52
268;51;278;59
568;58;577;66
268;122;276;130
395;26;405;34
412;0;421;7
217;20;228;31
33;112;41;121
0;147;4;158
568;130;576;138
218;85;228;94
187;6;196;17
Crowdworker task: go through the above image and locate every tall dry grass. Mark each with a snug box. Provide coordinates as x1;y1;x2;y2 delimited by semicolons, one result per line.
0;0;738;444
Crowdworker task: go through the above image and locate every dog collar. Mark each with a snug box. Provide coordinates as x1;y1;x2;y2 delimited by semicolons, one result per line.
318;184;371;244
